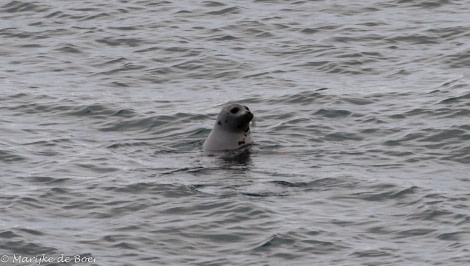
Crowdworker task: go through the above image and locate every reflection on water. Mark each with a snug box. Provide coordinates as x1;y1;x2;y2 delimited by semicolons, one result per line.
219;147;253;167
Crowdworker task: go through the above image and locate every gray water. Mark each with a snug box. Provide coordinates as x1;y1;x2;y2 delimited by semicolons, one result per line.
1;0;470;265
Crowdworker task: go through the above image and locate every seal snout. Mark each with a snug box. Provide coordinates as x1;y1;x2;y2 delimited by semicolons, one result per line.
240;108;253;124
237;110;253;131
245;110;254;122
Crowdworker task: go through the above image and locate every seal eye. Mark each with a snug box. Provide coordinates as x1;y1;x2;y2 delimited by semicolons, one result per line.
230;107;240;114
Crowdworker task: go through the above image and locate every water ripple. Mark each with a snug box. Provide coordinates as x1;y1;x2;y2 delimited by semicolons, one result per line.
2;0;470;264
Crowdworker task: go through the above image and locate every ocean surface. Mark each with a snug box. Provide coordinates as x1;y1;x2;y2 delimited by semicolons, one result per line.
1;0;470;265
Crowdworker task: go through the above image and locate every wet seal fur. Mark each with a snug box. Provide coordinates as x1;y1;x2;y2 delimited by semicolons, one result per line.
203;103;254;152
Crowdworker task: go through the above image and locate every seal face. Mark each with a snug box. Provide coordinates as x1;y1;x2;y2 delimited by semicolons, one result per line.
203;103;254;151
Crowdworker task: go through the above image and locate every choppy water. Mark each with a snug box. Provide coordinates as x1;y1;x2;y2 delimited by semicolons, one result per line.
1;0;470;265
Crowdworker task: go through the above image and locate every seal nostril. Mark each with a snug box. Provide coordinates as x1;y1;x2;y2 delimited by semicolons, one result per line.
244;106;250;111
230;107;240;114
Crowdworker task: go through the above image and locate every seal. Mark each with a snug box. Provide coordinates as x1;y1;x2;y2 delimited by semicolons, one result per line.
203;103;254;152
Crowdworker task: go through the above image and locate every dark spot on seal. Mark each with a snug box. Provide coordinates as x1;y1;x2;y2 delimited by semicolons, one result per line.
238;140;245;145
225;119;228;123
230;107;240;114
217;120;222;125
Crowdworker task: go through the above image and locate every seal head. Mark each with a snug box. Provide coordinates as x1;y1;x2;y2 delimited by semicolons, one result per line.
203;104;253;151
